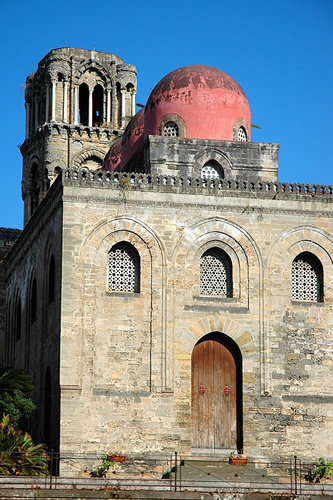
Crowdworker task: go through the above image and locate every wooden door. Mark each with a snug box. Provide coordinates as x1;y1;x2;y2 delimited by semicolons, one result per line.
191;339;237;449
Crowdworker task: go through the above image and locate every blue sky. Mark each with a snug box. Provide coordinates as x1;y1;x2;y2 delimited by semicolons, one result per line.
1;0;332;228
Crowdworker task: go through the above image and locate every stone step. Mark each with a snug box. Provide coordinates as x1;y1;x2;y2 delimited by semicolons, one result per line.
167;460;276;483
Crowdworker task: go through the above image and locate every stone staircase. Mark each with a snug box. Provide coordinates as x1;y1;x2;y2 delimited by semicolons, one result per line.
167;458;279;485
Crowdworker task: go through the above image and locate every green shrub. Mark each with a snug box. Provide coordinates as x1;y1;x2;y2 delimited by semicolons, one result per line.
90;454;116;477
0;414;49;475
304;457;333;483
0;369;36;427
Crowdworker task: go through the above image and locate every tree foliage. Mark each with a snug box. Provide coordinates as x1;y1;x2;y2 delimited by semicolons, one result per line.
0;391;36;429
0;368;34;394
0;414;49;475
0;369;36;428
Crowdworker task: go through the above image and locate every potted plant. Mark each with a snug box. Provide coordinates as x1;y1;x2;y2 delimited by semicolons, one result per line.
90;454;117;477
229;449;248;465
107;452;127;462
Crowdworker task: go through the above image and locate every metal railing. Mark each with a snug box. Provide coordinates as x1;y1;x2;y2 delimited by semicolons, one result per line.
0;452;332;496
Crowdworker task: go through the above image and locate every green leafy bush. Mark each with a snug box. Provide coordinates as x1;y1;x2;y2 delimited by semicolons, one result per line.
0;369;36;427
0;390;36;428
304;457;333;483
0;414;49;475
90;454;116;477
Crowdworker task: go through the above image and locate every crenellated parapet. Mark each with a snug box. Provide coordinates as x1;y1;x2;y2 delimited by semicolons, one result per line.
61;168;333;201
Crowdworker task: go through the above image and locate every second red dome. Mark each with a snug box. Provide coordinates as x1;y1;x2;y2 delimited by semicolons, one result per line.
144;65;251;142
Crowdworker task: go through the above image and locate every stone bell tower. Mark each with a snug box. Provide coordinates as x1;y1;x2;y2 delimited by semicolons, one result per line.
20;47;137;224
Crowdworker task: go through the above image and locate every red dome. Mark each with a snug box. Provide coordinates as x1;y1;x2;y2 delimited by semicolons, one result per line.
103;138;122;172
144;65;251;141
120;108;145;168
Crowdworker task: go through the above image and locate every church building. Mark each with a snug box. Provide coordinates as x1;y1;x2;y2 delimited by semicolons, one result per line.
2;47;333;468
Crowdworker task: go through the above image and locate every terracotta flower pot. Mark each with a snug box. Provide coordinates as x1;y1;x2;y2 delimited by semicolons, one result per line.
229;457;248;465
107;454;126;462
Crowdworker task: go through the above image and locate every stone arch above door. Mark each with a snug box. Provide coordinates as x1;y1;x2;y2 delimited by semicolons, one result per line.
188;315;256;356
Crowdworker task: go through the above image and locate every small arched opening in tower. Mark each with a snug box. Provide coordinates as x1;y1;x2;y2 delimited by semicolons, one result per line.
93;84;103;126
30;164;39;215
125;83;134;121
79;83;89;126
116;83;122;127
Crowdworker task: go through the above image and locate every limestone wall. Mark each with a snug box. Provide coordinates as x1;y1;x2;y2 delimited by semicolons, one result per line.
125;136;279;183
5;180;63;449
59;172;333;461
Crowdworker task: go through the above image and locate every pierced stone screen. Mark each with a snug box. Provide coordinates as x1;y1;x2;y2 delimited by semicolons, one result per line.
163;122;179;137
291;253;321;301
108;243;140;292
201;163;223;180
237;127;247;141
200;248;232;296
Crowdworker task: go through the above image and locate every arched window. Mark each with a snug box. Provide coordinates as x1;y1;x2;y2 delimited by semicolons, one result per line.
157;114;185;137
125;83;134;118
237;126;247;141
116;83;122;126
48;256;55;304
200;248;232;297
79;83;89;125
16;297;21;341
30;164;39;214
93;84;103;125
107;242;140;293
44;367;52;448
291;252;323;302
31;278;37;324
201;161;224;180
163;121;179;137
82;155;103;170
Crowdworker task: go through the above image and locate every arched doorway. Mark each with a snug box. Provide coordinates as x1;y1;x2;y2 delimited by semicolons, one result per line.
191;332;242;450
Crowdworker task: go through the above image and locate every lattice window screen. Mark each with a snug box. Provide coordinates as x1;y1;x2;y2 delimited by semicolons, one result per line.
163;122;179;137
107;243;140;292
201;163;223;180
291;253;321;301
237;127;247;141
200;248;232;296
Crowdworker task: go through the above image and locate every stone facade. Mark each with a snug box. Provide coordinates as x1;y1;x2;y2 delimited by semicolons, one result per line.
3;49;333;468
4;183;62;451
56;167;333;461
0;228;21;366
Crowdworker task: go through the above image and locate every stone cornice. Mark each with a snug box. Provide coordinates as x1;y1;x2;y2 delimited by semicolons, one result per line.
20;123;122;154
62;168;333;203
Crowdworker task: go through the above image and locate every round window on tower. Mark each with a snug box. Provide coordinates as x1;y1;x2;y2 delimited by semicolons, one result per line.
237;126;247;142
163;121;179;137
